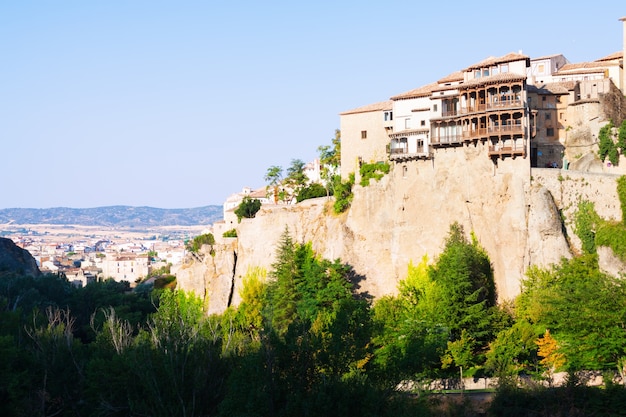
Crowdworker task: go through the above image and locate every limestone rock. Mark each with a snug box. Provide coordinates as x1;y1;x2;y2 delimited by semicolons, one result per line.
597;246;626;278
178;148;623;313
0;237;41;277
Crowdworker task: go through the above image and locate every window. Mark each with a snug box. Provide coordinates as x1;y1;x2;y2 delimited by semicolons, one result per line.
405;119;410;129
420;120;425;126
384;111;393;121
361;130;367;139
559;112;564;120
433;104;438;112
542;96;546;101
545;113;551;120
501;63;508;73
538;64;545;74
547;128;554;137
482;69;490;77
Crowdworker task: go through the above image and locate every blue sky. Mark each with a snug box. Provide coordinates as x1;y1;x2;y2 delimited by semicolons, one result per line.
1;1;624;209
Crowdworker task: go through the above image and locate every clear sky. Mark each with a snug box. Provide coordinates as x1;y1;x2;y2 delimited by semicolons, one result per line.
1;1;624;209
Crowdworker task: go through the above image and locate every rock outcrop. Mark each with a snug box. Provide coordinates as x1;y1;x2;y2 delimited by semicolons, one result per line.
178;143;624;314
0;237;41;277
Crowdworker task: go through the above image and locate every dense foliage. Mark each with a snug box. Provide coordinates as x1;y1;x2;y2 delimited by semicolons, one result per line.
359;162;390;187
186;233;215;253
2;216;626;416
234;196;261;222
333;172;354;214
573;176;626;262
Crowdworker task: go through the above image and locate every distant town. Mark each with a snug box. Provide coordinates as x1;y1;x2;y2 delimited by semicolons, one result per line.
2;222;209;287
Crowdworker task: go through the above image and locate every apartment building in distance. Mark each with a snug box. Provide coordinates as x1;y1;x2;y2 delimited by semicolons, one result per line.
341;17;626;177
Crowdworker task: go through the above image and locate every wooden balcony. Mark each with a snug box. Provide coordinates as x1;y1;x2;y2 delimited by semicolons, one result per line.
460;99;523;115
430;135;463;147
461;124;524;140
488;143;526;158
389;147;431;161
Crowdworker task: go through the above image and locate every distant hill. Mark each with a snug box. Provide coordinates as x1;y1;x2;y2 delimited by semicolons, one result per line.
0;206;223;227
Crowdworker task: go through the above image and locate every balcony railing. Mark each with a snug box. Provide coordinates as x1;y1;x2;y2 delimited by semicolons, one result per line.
488;143;526;158
460;99;523;114
389;148;431;161
461;124;524;140
431;135;462;146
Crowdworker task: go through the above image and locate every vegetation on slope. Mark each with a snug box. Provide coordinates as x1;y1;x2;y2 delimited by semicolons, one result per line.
1;216;626;415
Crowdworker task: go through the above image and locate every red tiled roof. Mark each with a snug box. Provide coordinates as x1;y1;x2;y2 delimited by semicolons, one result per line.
527;81;577;95
437;71;464;84
339;100;393;115
556;61;615;75
458;72;527;89
595;51;622;62
464;52;530;71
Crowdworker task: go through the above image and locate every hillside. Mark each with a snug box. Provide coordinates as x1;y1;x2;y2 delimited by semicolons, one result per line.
0;205;223;227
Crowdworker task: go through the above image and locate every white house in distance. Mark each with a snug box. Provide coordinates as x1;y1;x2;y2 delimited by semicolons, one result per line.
221;157;324;228
99;253;149;284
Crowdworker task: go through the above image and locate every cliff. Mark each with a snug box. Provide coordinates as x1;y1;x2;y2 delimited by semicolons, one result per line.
0;237;41;277
177;145;624;314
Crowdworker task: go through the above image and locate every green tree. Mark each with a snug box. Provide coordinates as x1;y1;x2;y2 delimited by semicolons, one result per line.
517;255;626;372
264;165;283;204
598;121;617;165
234;196;261;222
371;256;448;383
317;129;341;197
296;182;329;202
284;158;308;202
428;223;498;371
266;228;299;335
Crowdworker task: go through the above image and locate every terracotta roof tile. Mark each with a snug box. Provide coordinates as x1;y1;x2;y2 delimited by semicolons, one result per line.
595;51;622;62
390;82;439;100
527;81;577;95
556;61;615;74
437;71;464;84
458;72;527;89
339;100;393;115
464;52;530;71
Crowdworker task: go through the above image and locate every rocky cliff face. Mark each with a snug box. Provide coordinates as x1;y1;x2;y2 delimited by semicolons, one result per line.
178;143;624;314
0;237;41;277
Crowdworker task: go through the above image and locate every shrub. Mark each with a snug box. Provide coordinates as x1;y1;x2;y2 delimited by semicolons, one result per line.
598;121;616;164
187;233;215;253
573;200;600;254
333;173;354;214
234;196;261;222
222;228;238;238
359;162;390;187
596;221;626;263
296;182;329;202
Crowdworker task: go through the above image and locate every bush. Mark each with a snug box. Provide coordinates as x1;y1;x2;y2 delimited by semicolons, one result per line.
359;162;390;187
234;196;261;222
296;182;329;202
187;233;215;253
333;173;354;214
222;229;237;238
573;200;600;254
